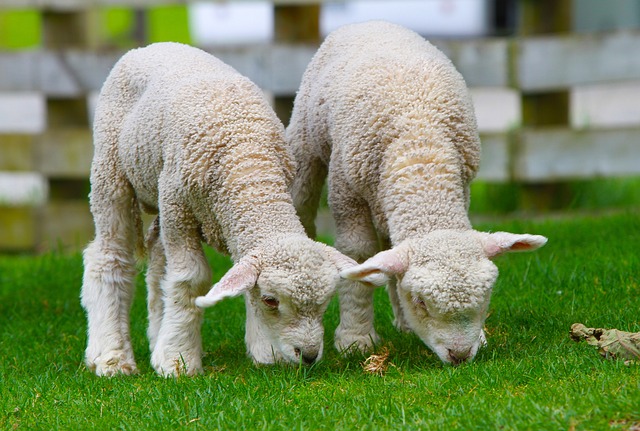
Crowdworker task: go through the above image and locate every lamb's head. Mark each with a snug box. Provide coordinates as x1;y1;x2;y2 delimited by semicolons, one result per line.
341;230;547;365
195;236;358;365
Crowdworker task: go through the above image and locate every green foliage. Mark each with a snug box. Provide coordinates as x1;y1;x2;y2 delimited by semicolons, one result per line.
0;6;191;51
1;213;639;430
146;6;192;45
0;10;40;49
101;8;138;49
100;6;192;48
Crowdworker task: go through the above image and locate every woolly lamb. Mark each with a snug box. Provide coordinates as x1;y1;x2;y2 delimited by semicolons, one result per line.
287;21;547;365
81;42;359;377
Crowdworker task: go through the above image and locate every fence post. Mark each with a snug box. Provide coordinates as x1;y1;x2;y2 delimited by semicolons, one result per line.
273;4;320;124
516;0;573;210
39;8;97;251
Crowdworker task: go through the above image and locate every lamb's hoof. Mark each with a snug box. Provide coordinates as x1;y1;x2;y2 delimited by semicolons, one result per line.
335;328;380;355
87;350;138;377
151;350;203;377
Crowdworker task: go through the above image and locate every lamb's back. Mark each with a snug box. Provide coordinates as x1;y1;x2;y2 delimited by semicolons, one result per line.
301;21;479;197
95;42;288;211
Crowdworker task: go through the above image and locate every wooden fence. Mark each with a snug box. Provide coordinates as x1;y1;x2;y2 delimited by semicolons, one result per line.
1;0;640;251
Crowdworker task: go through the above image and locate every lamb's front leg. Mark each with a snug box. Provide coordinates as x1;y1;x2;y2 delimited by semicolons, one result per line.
379;238;410;332
386;276;411;332
330;183;381;353
334;277;380;353
151;211;211;377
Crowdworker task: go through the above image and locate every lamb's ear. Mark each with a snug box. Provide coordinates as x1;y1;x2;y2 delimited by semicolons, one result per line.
480;232;548;259
339;245;409;286
326;248;388;287
195;257;260;308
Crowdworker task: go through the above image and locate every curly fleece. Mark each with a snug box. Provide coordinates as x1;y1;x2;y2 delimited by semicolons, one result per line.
81;42;356;376
287;21;546;363
288;21;480;245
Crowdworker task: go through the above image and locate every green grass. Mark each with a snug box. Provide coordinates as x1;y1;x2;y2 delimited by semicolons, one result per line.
470;177;640;214
1;212;639;430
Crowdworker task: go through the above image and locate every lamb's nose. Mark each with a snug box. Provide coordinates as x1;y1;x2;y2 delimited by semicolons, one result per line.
302;352;318;365
447;348;472;365
294;348;319;365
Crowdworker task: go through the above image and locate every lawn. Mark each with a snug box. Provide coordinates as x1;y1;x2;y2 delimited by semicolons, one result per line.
1;212;639;430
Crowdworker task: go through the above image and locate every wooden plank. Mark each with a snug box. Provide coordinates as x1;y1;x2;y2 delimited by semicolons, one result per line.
476;133;510;182
47;98;89;127
0;135;36;171
0;93;46;133
211;44;318;96
38;50;121;97
0;193;94;253
35;128;93;178
434;38;509;88
0;206;37;251
43;10;88;49
517;31;640;91
40;200;94;252
0;40;510;96
517;0;571;126
519;0;571;35
0;172;48;206
0;51;39;92
12;31;640;96
272;3;318;123
522;92;569;126
514;127;640;182
274;4;320;43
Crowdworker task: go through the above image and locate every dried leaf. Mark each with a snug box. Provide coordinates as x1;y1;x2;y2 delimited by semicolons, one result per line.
362;347;393;376
610;420;640;431
570;323;640;363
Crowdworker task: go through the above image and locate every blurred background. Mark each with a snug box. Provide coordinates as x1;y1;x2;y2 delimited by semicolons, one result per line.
1;0;639;252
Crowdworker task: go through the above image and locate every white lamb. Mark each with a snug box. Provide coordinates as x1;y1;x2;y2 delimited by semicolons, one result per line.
287;21;548;365
80;42;360;377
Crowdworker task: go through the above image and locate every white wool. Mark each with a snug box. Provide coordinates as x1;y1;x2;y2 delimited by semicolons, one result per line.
81;42;358;377
287;21;546;365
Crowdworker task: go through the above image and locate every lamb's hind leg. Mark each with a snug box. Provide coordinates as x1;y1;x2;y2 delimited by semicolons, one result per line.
288;129;328;239
330;177;381;354
81;181;139;376
151;203;211;377
145;217;165;352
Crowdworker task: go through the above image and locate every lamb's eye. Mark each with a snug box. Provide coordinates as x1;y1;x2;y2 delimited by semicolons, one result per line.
413;296;427;309
261;295;279;309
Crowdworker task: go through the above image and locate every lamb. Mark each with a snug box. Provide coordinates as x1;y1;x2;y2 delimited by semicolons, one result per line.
80;42;361;377
287;21;548;365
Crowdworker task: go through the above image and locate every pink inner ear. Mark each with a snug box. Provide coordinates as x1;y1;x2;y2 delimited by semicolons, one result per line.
510;241;532;251
381;257;408;275
366;248;408;275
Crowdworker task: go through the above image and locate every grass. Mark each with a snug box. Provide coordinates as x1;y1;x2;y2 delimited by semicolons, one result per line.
1;212;639;430
470;177;640;214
